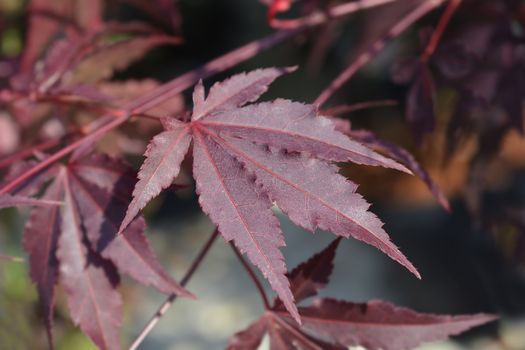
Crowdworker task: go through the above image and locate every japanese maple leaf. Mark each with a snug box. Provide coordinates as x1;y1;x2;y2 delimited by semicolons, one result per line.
21;153;192;349
12;16;179;113
21;0;104;72
121;67;419;323
227;239;498;350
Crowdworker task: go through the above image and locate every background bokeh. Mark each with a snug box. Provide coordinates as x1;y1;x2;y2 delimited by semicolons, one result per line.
1;0;525;349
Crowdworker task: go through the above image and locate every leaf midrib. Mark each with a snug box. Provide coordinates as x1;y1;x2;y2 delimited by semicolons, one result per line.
194;130;291;307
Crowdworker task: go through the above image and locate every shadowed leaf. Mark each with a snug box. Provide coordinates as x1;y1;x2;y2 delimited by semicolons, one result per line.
57;173;122;350
22;175;64;347
227;318;267;350
342;127;450;211
291;299;497;350
228;239;497;350
68;168;191;296
70;35;182;84
274;238;341;309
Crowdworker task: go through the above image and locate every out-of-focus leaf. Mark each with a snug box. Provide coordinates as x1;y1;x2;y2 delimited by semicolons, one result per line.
70;35;181;84
22;176;64;344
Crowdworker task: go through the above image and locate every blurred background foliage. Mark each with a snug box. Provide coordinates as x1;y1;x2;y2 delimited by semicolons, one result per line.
2;0;525;349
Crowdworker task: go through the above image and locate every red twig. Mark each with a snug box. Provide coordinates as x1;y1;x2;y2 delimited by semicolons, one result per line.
0;0;400;196
323;99;397;115
230;242;271;310
269;0;399;29
72;102;163;121
0;113;128;194
0;137;66;170
421;0;462;62
128;229;220;350
315;0;448;107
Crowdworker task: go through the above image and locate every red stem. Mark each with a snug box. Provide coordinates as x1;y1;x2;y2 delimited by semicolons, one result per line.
0;136;66;170
230;242;271;310
0;0;404;195
128;229;220;350
270;0;398;29
421;0;462;62
0;108;159;172
315;0;447;107
323;99;397;115
0;114;128;194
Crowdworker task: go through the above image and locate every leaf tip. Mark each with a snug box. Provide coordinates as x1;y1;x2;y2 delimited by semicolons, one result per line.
119;206;141;236
402;257;422;280
117;221;129;236
290;310;302;325
397;162;414;175
441;197;452;213
484;314;499;322
282;66;298;74
183;289;198;300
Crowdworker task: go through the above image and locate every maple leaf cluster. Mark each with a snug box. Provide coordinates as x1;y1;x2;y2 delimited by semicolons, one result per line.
390;0;525;261
0;0;503;349
392;0;525;187
12;153;191;349
228;238;496;350
393;0;525;149
0;0;182;157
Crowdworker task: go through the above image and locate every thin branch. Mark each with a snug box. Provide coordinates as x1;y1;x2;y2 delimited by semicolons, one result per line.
229;242;271;310
0;136;67;170
70;102;164;121
1;0;402;195
128;229;219;350
315;0;447;107
130;113;165;120
270;0;398;29
124;0;400;114
421;0;462;62
323;99;397;115
0;112;128;194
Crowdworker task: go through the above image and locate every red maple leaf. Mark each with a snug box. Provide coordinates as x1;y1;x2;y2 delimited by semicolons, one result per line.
121;67;418;323
20;154;192;349
227;239;497;350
